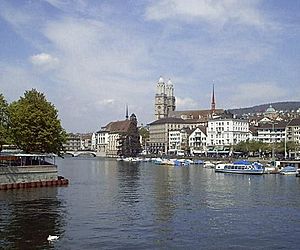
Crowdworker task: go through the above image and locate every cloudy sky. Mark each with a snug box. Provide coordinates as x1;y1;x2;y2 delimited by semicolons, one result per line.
0;0;299;132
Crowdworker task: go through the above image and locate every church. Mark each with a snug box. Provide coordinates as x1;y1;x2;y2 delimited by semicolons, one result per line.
149;76;225;154
154;76;224;121
154;76;176;120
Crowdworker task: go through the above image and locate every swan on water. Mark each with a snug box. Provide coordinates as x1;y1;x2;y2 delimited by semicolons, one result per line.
47;235;59;241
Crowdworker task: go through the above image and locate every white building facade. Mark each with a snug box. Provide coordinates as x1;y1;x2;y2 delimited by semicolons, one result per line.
189;127;207;155
256;122;287;143
168;129;190;155
207;118;250;146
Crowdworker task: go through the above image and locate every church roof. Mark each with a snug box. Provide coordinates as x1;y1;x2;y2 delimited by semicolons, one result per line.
148;117;186;125
105;120;132;133
169;109;224;120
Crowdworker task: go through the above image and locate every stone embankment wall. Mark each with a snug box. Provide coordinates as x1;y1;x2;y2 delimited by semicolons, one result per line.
0;165;58;184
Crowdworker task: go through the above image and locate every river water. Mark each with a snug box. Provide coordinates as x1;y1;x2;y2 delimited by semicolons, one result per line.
1;157;300;249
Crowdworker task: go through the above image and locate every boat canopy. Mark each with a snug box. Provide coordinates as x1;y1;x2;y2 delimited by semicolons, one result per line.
233;160;252;165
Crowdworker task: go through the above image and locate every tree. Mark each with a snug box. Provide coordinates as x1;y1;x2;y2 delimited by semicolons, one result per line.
117;114;141;157
0;94;10;151
9;89;66;154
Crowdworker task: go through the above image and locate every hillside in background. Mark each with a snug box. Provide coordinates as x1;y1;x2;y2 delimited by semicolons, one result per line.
228;101;300;116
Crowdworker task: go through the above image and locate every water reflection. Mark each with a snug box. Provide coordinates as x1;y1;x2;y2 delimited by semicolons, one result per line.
117;162;140;204
0;188;66;249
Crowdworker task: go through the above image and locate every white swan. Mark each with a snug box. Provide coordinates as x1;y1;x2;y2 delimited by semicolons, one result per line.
47;235;59;241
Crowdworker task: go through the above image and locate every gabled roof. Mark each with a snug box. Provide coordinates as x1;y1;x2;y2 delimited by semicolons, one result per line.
105;120;132;133
192;126;207;136
287;118;300;127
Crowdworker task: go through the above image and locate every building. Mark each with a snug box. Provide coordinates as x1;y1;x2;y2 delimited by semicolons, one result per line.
148;117;205;154
94;114;140;157
93;127;109;157
63;133;81;151
154;77;176;120
168;128;191;155
256;121;288;143
286;118;300;144
207;118;250;146
189;126;207;155
80;133;93;150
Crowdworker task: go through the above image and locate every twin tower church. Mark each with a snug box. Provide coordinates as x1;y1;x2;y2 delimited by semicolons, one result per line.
154;76;176;120
154;76;219;120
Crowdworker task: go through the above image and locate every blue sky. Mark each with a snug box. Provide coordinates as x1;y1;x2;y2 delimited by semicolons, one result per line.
0;0;299;132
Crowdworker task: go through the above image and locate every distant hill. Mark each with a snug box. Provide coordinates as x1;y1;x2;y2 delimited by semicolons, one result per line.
228;101;300;116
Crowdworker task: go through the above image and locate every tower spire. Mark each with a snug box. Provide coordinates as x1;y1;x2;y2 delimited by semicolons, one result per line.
211;83;216;114
125;104;129;120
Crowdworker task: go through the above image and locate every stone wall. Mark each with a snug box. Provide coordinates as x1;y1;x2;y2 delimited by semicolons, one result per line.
0;165;58;184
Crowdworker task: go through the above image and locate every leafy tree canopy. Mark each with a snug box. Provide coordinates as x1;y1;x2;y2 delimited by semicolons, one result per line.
0;94;10;150
9;89;66;154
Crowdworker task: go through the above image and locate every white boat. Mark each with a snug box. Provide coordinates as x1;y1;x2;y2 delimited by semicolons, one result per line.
280;166;298;175
215;160;264;175
203;161;215;168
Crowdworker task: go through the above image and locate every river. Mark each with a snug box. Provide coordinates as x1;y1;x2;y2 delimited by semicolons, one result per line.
1;157;300;249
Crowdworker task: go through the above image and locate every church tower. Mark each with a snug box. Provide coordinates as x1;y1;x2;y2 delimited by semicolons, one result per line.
154;76;168;120
166;79;176;115
154;76;176;120
211;84;216;114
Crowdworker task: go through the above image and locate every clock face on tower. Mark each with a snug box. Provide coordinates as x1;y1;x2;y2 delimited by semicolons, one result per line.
157;105;161;109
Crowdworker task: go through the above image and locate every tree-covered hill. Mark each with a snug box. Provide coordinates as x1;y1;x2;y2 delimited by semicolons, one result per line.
228;101;300;116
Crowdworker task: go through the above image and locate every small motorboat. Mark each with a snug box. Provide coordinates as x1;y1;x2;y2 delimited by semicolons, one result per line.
280;165;298;175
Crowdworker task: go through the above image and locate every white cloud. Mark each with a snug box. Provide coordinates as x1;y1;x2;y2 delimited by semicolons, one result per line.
176;97;198;110
145;0;266;28
96;99;115;106
30;53;59;67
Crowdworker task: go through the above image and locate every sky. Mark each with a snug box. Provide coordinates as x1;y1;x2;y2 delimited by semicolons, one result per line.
0;0;299;132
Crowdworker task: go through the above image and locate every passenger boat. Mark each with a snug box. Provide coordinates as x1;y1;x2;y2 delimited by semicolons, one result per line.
280;165;298;175
0;153;69;190
215;160;264;175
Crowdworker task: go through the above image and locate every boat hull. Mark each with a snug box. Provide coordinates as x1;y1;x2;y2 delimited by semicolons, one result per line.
215;169;264;175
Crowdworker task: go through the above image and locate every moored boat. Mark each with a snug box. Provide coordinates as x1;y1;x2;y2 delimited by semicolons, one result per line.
0;153;69;190
280;165;298;175
215;160;264;175
203;161;215;168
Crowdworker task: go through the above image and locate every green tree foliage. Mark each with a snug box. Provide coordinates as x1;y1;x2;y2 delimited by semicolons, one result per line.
117;114;141;157
139;126;149;146
234;140;270;155
9;89;66;154
0;94;10;151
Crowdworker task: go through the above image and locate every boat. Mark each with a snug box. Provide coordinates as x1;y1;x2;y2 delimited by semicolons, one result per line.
215;160;264;175
203;161;215;168
0;153;69;190
280;165;298;175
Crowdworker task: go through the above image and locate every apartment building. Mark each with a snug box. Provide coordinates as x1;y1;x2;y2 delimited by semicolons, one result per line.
207;118;250;146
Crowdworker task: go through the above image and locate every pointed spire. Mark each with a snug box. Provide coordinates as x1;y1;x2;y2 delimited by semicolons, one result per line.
211;83;216;113
125;104;129;120
167;78;173;85
158;76;164;84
